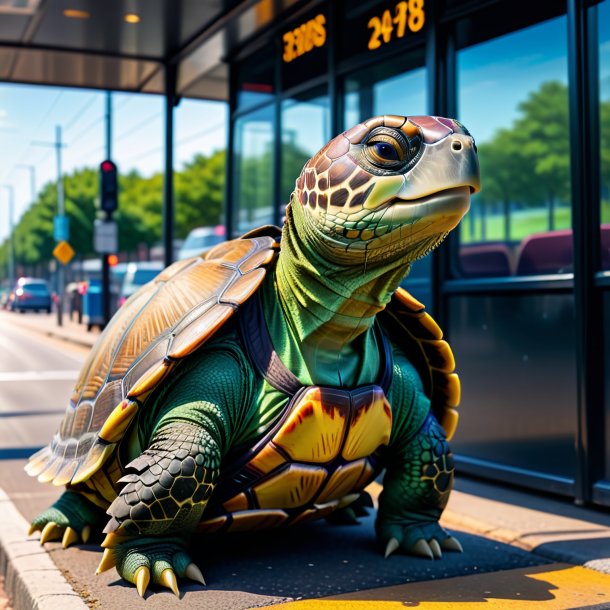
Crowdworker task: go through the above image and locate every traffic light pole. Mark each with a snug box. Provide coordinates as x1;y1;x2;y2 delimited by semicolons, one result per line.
102;92;112;328
56;125;65;327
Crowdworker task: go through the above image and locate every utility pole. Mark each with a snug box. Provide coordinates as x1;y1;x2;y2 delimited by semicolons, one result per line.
1;185;15;288
32;126;68;327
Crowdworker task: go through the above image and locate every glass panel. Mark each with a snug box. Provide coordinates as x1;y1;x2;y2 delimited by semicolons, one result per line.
236;45;275;113
457;16;571;277
343;57;429;304
450;293;577;480
603;291;610;481
343;53;426;126
174;99;227;258
280;87;330;207
599;0;610;269
233;105;275;236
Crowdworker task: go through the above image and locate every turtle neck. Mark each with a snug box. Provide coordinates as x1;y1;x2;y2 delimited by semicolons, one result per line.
265;200;413;387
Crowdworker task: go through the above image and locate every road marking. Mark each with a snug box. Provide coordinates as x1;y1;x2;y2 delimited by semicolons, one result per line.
0;370;80;382
259;564;610;609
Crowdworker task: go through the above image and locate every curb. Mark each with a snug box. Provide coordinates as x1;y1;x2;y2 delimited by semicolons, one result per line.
0;487;88;610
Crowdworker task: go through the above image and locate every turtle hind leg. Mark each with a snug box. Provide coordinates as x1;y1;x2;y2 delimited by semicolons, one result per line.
29;489;107;547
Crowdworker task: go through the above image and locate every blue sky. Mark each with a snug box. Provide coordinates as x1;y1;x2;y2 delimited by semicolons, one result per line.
0;86;227;241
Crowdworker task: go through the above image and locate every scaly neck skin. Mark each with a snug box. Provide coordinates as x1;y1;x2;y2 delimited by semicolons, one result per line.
271;201;413;387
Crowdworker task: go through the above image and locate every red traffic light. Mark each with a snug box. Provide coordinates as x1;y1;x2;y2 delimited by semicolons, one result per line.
101;160;115;173
107;254;119;266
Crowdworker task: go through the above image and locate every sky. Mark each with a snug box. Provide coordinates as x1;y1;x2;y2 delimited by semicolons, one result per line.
0;85;227;241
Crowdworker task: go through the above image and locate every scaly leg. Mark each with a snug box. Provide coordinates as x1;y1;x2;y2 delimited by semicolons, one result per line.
98;421;219;597
376;412;462;560
29;490;106;547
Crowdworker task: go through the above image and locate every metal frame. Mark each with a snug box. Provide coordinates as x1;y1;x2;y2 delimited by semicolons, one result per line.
225;0;610;506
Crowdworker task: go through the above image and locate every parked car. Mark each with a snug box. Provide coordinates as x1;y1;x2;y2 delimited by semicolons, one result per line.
178;225;226;260
117;262;164;307
11;277;52;313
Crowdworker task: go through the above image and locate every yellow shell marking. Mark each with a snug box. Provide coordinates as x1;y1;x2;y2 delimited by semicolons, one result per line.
253;464;327;509
316;460;367;503
228;509;288;532
342;388;392;461
98;400;139;443
272;387;349;463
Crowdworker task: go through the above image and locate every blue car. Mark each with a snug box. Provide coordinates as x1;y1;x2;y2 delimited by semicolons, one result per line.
11;277;52;313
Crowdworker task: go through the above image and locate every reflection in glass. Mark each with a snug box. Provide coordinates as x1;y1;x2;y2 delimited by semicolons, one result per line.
174;99;227;240
281;88;330;206
457;16;571;277
344;62;426;127
233;106;275;235
599;0;610;269
236;46;275;113
450;293;577;480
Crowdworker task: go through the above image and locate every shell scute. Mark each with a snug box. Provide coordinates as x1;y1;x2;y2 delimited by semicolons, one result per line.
27;235;277;485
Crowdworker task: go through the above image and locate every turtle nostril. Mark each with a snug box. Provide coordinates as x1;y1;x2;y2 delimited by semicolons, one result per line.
451;140;462;152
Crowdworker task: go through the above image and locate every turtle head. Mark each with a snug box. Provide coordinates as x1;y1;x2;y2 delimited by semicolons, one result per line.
289;114;480;267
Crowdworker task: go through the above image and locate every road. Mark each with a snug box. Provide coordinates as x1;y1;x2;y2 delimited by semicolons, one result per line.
0;311;608;610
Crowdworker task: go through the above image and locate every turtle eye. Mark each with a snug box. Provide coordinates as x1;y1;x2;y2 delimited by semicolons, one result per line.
363;132;406;168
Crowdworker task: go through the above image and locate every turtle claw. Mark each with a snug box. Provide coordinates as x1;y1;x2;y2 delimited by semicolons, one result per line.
96;548;116;574
81;525;91;544
428;538;442;559
441;535;463;553
384;537;400;559
409;539;434;560
28;523;38;536
185;563;206;586
160;568;180;597
135;566;150;598
40;522;62;544
62;526;79;549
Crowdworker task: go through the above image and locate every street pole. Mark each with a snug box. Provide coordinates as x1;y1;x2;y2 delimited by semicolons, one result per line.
56;125;65;327
102;91;112;327
1;185;15;288
32;129;67;327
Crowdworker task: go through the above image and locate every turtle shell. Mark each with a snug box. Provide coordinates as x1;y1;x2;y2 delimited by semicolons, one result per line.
26;226;460;489
25;234;279;487
381;288;460;440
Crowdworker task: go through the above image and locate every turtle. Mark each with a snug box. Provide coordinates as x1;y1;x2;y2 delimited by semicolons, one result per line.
26;114;480;597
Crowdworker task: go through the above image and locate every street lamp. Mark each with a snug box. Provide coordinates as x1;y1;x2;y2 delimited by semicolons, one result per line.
1;184;15;288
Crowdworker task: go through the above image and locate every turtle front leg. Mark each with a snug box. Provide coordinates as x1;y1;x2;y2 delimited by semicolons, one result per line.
99;420;219;597
29;490;107;547
376;412;462;560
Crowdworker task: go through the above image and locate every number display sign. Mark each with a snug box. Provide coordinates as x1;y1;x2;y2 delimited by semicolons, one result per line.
367;0;425;50
281;10;328;91
339;0;426;61
282;14;326;63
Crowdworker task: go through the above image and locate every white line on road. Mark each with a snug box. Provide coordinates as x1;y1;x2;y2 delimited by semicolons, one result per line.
0;370;80;382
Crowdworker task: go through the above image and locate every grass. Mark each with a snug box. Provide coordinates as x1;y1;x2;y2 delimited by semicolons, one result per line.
460;201;610;244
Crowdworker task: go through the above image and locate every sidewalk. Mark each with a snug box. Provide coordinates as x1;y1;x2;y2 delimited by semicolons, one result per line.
2;309;610;608
3;311;99;349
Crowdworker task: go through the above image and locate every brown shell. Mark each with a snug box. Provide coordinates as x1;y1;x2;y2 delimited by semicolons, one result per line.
25;235;278;486
381;288;461;440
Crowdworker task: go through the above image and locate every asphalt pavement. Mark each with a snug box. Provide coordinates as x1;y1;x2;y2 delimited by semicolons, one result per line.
1;310;610;609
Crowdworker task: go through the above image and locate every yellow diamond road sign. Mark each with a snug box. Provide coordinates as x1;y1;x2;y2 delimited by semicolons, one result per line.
53;240;75;265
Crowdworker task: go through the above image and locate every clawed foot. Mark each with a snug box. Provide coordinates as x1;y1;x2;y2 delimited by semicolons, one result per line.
99;534;206;598
378;522;463;560
29;491;104;548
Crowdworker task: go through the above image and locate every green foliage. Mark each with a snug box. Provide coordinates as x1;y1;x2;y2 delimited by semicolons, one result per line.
0;150;226;280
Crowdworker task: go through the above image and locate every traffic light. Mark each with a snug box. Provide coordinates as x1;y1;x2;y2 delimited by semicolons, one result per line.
107;254;119;266
100;159;118;212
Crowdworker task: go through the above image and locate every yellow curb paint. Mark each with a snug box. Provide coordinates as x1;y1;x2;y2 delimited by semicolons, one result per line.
258;565;610;609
